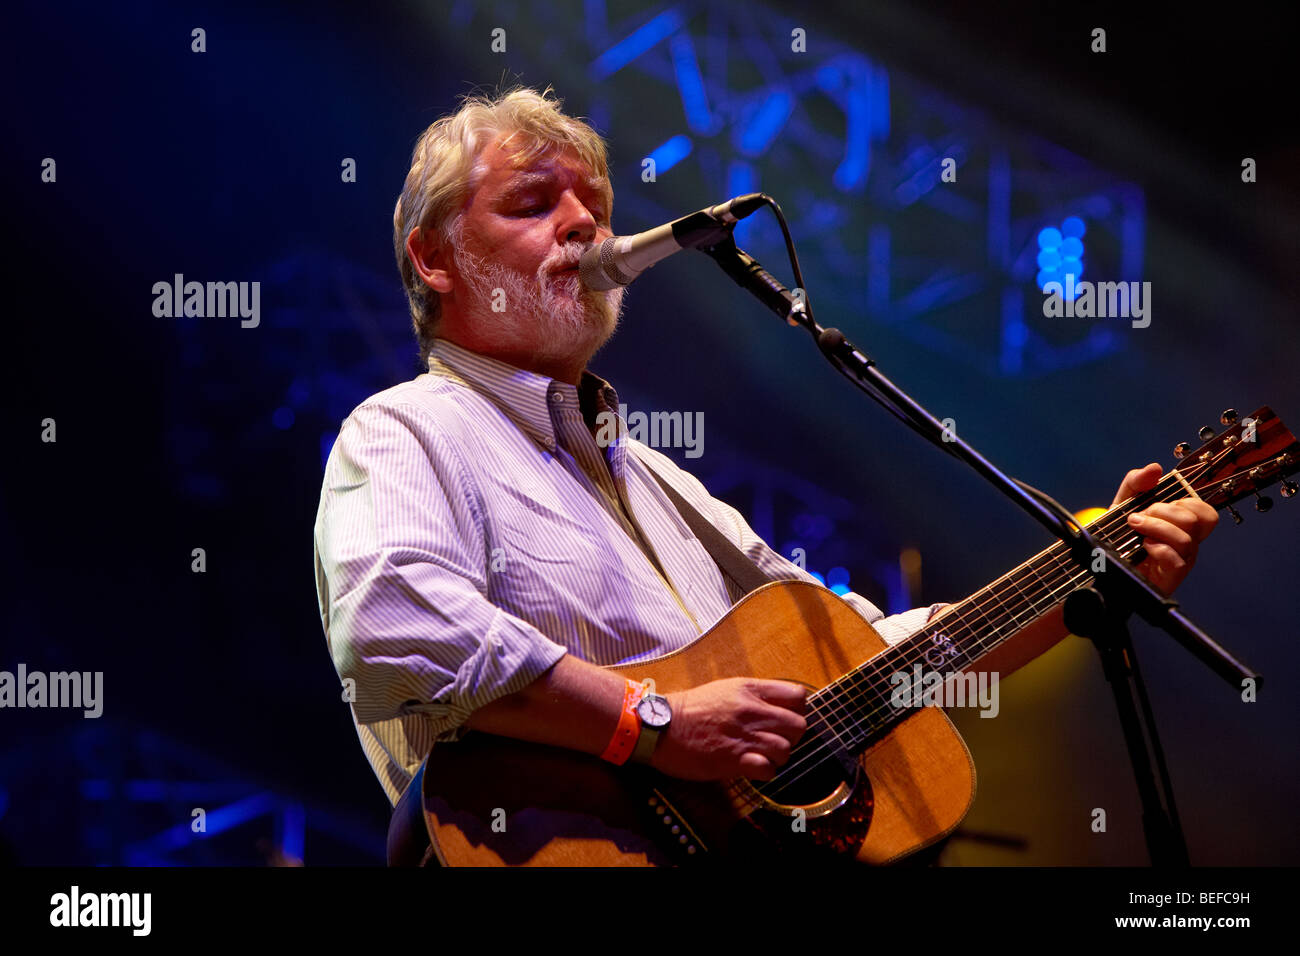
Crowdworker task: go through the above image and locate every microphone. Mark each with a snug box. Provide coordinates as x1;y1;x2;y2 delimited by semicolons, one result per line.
579;193;768;291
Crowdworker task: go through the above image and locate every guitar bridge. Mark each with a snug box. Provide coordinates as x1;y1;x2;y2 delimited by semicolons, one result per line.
641;784;708;864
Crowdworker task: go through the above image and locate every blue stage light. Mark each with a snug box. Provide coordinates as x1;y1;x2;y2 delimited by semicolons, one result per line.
1004;318;1029;347
737;91;794;156
647;135;693;175
590;7;688;80
1037;217;1085;297
669;33;711;134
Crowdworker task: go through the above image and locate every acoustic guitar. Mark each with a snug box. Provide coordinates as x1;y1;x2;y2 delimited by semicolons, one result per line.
419;406;1298;865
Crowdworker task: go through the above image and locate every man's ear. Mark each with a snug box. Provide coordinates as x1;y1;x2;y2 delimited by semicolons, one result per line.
406;227;453;293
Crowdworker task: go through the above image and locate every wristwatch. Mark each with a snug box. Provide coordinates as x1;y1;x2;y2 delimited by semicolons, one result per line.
631;692;672;765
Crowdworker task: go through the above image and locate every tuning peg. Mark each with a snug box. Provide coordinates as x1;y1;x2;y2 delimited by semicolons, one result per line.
1281;481;1298;499
1198;425;1216;441
1220;408;1239;426
1254;492;1273;513
1173;442;1192;459
1225;504;1244;524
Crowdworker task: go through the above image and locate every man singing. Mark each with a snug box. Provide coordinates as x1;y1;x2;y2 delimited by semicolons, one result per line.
312;87;1217;850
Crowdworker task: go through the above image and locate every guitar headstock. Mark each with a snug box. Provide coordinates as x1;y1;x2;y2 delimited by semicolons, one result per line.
1171;406;1300;521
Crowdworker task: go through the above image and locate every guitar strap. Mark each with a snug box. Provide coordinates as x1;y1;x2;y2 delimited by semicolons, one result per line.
644;463;774;598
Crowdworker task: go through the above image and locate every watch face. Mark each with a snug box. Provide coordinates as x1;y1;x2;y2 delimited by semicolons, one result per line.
636;694;672;728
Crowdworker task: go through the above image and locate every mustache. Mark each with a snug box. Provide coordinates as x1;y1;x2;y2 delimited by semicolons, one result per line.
544;243;592;273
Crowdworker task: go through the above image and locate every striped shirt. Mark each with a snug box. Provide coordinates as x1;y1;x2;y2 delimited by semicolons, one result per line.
312;337;945;806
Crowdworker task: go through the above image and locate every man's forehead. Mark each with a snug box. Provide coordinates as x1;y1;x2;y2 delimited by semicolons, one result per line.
483;135;608;194
497;168;608;195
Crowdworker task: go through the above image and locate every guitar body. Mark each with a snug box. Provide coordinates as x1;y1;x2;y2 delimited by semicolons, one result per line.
422;580;976;866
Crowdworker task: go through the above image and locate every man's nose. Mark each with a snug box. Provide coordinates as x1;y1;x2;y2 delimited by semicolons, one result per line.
555;192;597;245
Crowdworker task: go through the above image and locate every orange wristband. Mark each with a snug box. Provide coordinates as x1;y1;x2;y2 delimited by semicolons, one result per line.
600;678;646;765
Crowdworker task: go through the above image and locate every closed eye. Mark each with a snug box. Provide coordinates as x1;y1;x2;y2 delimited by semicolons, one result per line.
512;201;607;224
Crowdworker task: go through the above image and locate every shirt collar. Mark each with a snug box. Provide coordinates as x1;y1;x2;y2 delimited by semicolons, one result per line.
426;338;622;453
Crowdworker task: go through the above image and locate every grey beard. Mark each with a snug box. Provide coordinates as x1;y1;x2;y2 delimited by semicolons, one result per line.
452;243;625;363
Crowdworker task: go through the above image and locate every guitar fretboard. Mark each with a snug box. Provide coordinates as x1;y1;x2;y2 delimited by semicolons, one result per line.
808;472;1194;754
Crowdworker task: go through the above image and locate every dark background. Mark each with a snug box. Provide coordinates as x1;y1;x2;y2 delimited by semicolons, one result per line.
4;0;1297;865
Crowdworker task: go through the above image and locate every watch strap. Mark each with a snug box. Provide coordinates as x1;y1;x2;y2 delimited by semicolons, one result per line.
630;724;660;765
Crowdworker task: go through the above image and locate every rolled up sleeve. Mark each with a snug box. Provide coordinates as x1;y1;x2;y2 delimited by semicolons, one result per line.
313;400;568;738
856;599;951;646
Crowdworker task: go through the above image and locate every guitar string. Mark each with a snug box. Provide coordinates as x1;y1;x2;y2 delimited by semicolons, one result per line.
739;444;1290;809
798;447;1282;786
719;443;1254;807
791;474;1177;751
798;450;1244;763
728;528;1144;806
804;447;1243;746
733;530;1149;807
740;450;1241;804
735;521;1147;805
751;447;1248;801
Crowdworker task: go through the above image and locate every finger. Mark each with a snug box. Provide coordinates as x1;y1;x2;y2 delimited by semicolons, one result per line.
1136;501;1205;536
1127;511;1195;554
747;731;795;767
1112;463;1162;508
750;680;808;714
1175;498;1221;539
745;701;807;743
1138;542;1189;594
1131;500;1214;550
737;751;776;780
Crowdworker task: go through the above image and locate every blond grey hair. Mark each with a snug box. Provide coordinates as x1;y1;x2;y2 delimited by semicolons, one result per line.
393;85;612;366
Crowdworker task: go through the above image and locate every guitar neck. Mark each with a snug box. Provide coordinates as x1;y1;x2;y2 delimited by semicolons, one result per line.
802;404;1299;755
814;470;1197;752
917;475;1192;671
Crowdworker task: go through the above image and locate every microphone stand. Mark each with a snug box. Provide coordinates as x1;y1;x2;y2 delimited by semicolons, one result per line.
698;233;1262;867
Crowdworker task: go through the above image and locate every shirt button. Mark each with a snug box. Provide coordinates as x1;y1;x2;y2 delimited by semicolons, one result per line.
551;393;564;403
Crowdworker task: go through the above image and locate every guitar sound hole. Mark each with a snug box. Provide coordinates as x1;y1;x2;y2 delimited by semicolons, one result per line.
753;752;849;808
